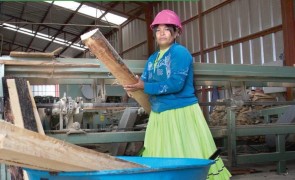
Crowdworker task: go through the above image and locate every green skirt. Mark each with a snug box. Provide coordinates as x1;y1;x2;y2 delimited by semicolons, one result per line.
142;104;232;180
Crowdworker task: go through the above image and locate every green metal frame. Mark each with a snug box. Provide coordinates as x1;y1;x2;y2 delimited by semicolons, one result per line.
1;56;295;174
2;56;295;86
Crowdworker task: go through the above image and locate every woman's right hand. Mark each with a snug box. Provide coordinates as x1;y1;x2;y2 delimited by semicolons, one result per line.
123;76;144;92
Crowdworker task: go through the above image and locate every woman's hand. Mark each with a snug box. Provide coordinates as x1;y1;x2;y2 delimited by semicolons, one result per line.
123;76;144;92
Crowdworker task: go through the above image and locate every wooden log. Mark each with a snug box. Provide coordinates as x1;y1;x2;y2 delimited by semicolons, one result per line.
81;29;151;113
0;120;142;172
10;47;64;58
10;52;55;58
0;60;100;68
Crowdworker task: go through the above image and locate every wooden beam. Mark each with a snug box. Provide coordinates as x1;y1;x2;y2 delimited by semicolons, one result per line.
0;120;142;172
145;3;154;56
281;0;295;66
281;0;295;101
81;29;151;113
0;60;100;68
10;52;55;58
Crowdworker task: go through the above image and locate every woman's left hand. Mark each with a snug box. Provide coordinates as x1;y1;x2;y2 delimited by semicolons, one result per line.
123;76;144;92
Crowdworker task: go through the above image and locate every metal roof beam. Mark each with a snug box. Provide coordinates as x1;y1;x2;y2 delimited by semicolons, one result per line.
42;3;84;53
10;2;27;53
1;13;80;37
59;2;120;56
25;2;54;52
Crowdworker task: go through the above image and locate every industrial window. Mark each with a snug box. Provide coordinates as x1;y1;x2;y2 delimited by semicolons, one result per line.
31;85;59;97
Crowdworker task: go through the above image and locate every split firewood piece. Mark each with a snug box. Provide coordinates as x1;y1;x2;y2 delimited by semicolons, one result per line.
0;120;143;172
81;28;151;114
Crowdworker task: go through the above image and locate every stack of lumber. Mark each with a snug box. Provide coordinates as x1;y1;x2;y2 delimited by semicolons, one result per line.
1;77;142;173
0;119;141;171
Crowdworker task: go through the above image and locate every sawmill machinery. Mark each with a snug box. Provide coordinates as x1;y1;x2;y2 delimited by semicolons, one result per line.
1;56;295;174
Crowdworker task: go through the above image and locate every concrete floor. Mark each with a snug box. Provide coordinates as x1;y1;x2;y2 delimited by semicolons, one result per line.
231;161;295;180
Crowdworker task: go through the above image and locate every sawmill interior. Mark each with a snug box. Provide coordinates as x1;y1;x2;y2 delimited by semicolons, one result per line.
0;0;295;179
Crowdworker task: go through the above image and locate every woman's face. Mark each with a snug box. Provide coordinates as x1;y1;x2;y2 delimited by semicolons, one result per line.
155;24;178;49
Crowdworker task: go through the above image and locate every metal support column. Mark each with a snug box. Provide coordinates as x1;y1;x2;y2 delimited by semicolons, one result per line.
226;106;237;168
0;64;4;119
276;134;287;174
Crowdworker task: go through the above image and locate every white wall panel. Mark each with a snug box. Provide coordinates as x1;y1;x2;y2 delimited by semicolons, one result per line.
201;0;282;65
223;46;232;64
251;38;262;65
274;31;284;61
261;0;272;29
271;0;282;26
213;9;223;45
122;43;148;60
242;41;251;64
221;4;231;42
120;0;282;64
121;19;147;60
232;44;241;64
229;1;240;40
263;34;274;64
239;0;251;36
249;1;262;33
202;0;223;11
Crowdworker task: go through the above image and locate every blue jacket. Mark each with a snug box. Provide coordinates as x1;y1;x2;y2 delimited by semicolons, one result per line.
141;43;198;113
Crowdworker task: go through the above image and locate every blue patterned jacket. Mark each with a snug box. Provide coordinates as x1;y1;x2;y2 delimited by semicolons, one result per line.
141;43;198;113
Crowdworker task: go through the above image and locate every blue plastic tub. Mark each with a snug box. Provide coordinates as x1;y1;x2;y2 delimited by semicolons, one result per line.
25;156;214;180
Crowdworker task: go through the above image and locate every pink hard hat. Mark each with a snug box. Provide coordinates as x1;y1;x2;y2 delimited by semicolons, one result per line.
150;9;182;32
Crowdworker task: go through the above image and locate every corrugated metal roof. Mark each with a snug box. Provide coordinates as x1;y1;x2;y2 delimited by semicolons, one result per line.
0;1;148;57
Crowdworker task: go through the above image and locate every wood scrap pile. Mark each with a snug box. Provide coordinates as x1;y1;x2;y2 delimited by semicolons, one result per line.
209;91;277;142
1;77;142;179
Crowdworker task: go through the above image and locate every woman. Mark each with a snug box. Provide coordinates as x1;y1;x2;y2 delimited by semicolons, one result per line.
123;9;231;180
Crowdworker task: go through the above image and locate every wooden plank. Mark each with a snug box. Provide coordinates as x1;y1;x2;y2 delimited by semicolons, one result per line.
81;29;151;114
6;79;24;128
6;78;33;179
0;60;100;68
26;81;45;135
0;120;142;172
10;51;55;58
10;48;64;58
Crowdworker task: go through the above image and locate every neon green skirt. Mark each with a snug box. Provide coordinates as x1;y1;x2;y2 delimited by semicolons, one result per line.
142;104;232;180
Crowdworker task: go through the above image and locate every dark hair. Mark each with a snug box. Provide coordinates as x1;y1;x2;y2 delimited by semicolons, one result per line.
152;24;177;35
